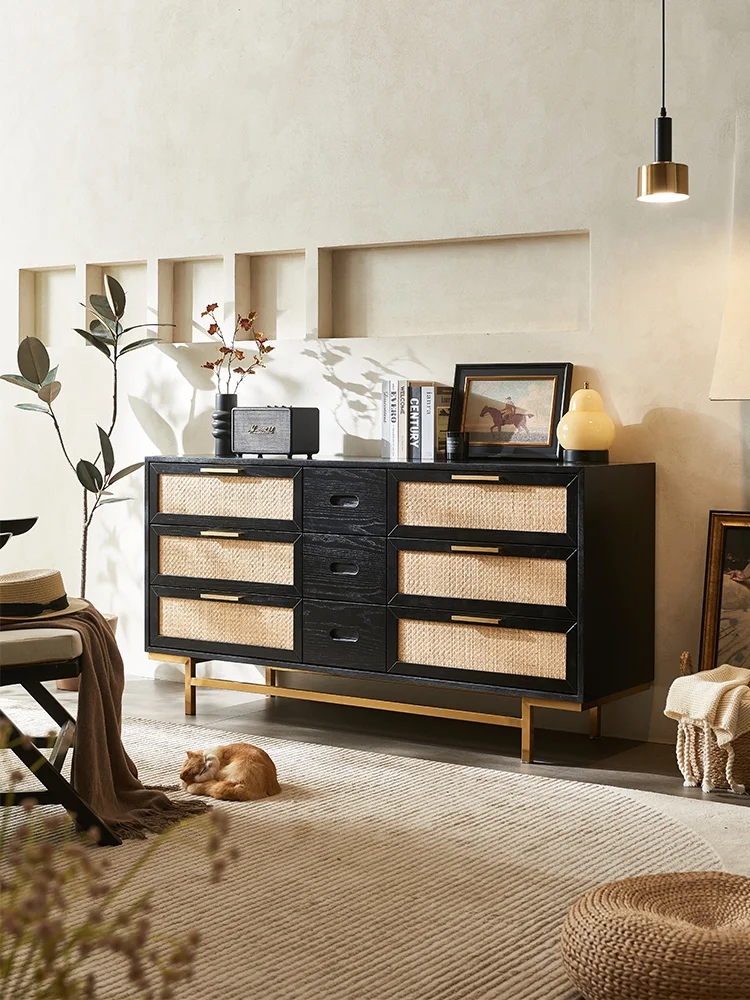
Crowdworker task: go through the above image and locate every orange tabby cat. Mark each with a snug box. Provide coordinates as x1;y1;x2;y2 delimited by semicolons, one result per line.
180;743;280;801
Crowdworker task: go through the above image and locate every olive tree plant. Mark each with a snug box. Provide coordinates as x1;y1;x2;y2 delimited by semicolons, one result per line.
1;275;168;596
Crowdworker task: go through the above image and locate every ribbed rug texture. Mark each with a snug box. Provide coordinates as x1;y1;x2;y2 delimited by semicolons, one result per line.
2;708;720;1000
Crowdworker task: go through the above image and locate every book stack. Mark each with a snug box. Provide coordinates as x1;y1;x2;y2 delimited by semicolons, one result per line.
380;379;453;461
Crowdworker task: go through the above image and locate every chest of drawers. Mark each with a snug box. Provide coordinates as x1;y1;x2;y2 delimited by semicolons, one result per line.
145;457;655;761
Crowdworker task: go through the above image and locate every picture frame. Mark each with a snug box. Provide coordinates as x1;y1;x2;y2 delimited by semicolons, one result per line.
448;363;573;460
699;510;750;670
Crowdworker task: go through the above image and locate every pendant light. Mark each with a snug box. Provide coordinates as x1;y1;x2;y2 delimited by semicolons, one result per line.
637;0;689;202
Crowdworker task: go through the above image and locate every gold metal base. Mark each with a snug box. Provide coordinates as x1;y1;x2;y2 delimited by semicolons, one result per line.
148;654;650;764
637;161;689;202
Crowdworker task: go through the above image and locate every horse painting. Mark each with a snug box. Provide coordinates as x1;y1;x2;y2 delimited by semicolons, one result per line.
480;405;534;437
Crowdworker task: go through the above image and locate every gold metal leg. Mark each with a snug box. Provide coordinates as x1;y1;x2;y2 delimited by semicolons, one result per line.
184;658;196;716
521;699;535;763
264;667;277;692
589;705;601;739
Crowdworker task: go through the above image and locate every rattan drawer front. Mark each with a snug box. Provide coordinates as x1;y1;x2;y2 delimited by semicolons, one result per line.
397;480;567;534
159;596;295;651
158;473;294;521
158;534;295;586
398;549;566;607
397;617;567;680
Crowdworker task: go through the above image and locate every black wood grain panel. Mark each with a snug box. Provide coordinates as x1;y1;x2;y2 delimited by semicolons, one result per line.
304;468;386;535
303;534;387;603
303;600;387;671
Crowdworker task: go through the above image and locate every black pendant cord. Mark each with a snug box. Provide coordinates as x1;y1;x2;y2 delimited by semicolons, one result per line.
660;0;667;116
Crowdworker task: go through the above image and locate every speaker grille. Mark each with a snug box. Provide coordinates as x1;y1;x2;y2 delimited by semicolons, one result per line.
159;474;294;520
398;618;566;679
398;481;567;533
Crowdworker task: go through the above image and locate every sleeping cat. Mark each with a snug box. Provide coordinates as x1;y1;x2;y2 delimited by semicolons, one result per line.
180;743;281;801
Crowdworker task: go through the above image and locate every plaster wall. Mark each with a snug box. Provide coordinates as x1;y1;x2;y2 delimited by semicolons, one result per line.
1;1;749;742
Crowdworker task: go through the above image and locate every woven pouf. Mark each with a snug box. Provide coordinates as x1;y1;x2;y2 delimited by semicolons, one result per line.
560;871;750;1000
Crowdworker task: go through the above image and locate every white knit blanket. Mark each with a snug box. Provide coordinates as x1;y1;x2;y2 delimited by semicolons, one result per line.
664;664;750;793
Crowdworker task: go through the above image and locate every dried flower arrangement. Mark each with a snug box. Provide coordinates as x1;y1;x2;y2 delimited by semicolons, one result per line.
199;305;273;394
0;276;169;597
0;725;236;1000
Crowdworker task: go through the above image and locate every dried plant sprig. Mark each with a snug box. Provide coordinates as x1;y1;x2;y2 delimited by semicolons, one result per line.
199;306;273;394
0;723;234;1000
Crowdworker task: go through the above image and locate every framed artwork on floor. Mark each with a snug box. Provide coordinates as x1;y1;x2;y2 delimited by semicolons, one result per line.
699;510;750;670
448;362;573;460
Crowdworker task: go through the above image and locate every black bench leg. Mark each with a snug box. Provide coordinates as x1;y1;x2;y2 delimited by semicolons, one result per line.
0;709;121;846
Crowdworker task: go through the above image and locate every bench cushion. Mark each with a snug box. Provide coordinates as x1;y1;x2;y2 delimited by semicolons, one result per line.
0;628;83;666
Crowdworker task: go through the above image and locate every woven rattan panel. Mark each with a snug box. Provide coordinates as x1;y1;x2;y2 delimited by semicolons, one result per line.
159;597;295;649
159;474;294;520
398;550;566;606
159;535;294;585
398;481;567;533
398;618;566;679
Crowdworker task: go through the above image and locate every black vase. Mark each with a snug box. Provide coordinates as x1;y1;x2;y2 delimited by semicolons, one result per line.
211;393;237;457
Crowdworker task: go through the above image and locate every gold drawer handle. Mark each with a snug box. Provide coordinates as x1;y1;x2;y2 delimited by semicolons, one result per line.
199;467;239;474
451;614;502;625
450;545;499;554
199;530;241;538
200;593;242;602
450;474;501;482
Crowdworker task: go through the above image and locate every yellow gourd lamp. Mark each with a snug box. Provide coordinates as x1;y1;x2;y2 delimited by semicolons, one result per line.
556;382;615;464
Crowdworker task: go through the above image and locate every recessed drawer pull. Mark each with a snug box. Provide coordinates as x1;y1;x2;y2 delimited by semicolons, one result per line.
199;467;240;474
330;562;359;575
330;494;360;508
450;545;500;554
199;530;241;538
200;593;242;602
450;614;502;625
329;627;359;642
450;474;503;482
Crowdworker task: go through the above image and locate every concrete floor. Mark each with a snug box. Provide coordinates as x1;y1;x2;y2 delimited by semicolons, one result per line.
76;676;750;809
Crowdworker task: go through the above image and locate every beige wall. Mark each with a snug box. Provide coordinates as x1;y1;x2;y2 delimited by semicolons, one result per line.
1;1;749;742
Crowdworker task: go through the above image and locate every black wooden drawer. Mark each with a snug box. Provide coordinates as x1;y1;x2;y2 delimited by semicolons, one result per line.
387;469;578;545
149;461;301;531
387;538;576;619
304;468;386;536
303;600;386;671
303;534;386;604
149;587;301;662
387;607;577;696
150;525;301;596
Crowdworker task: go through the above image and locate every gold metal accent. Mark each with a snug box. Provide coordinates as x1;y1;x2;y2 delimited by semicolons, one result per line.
450;474;501;482
637;161;689;202
450;614;501;625
450;545;500;554
199;593;242;602
199;466;240;474
199;530;241;538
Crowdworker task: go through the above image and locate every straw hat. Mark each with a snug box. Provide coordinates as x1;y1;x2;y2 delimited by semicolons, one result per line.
0;569;88;621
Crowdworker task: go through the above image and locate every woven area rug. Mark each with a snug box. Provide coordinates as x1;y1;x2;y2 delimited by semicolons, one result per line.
2;707;720;1000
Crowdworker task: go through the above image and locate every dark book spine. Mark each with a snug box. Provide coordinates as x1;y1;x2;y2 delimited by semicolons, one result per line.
408;383;421;461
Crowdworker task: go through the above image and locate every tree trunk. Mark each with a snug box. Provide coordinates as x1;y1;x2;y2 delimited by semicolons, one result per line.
80;488;89;599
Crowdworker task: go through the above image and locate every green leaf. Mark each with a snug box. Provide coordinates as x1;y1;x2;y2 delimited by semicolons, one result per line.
97;425;115;477
76;459;103;493
89;293;115;322
75;329;112;359
1;373;39;391
17;337;50;384
37;381;61;403
89;320;115;345
98;497;130;505
104;275;126;320
122;322;175;333
42;365;59;386
15;402;50;413
119;337;161;356
108;461;143;485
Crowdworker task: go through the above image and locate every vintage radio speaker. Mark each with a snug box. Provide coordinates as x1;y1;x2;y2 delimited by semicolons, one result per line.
231;407;320;458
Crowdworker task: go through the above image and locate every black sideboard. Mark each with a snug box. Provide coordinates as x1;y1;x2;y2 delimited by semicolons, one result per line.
144;456;655;761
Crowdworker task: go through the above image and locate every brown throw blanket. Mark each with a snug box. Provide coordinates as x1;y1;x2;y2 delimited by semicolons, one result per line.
1;605;210;839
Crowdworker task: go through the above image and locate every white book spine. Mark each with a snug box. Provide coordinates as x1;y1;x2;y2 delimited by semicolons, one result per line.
397;379;408;460
388;379;399;460
380;379;391;459
421;384;435;462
